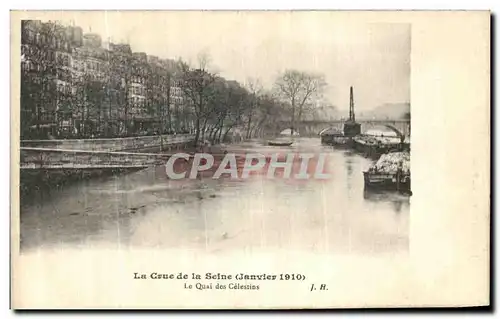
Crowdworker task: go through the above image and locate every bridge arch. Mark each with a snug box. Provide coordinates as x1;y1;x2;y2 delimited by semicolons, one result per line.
265;119;410;138
380;124;405;140
318;127;330;136
279;128;301;136
318;127;343;136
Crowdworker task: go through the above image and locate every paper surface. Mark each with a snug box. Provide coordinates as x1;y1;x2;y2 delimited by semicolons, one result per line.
11;11;490;309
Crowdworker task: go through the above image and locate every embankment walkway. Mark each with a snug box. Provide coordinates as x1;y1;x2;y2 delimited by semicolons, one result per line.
20;134;195;170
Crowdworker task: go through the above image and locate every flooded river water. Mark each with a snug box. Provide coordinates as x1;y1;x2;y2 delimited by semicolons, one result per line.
20;137;410;254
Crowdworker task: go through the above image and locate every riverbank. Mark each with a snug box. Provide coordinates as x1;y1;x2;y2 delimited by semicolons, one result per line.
18;140;202;204
17;138;241;206
19;138;409;253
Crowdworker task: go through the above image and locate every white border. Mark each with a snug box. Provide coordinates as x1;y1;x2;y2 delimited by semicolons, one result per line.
2;1;497;318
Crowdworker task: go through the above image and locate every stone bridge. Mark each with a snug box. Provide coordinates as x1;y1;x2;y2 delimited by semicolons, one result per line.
267;119;411;137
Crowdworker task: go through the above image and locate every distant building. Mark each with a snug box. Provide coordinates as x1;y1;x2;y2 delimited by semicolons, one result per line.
145;55;168;132
71;32;110;136
21;20;76;138
161;59;185;130
129;52;148;131
21;19;191;139
107;43;132;134
82;33;102;48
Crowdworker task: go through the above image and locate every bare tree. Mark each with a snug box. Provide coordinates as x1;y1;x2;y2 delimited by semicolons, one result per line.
244;77;263;139
177;53;217;146
219;82;249;143
197;50;212;71
274;70;326;136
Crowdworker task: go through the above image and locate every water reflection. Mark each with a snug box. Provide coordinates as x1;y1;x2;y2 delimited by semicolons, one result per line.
20;137;409;254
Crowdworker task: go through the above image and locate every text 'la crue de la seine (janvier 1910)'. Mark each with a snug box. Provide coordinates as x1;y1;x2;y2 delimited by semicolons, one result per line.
133;272;307;291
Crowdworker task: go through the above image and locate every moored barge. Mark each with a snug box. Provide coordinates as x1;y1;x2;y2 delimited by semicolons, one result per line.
363;151;411;192
353;134;405;159
363;170;411;192
320;128;353;148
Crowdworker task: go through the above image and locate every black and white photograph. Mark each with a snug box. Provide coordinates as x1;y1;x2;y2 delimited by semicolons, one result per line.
11;10;489;309
19;14;410;254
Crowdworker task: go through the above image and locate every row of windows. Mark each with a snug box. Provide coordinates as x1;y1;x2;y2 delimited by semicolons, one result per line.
23;48;181;87
171;96;183;104
86;60;105;73
85;72;108;82
56;70;72;83
131;76;145;84
23;29;71;52
22;45;58;63
23;71;183;98
171;87;182;96
24;70;184;101
76;50;108;61
129;86;145;96
71;61;86;73
129;96;146;107
21;61;59;75
56;53;71;68
71;57;107;71
22;61;43;72
56;83;72;95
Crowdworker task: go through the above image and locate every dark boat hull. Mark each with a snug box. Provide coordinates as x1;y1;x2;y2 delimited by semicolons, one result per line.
268;141;293;146
363;171;411;192
320;135;353;148
353;139;405;159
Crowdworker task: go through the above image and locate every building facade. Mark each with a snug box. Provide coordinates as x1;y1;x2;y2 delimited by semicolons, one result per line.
71;33;113;137
21;20;186;139
21;20;84;139
108;43;132;136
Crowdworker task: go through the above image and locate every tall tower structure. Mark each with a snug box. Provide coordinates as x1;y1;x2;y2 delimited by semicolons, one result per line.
349;86;355;122
343;86;361;137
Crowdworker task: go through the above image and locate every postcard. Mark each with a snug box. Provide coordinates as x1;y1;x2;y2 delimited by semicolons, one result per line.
11;10;490;309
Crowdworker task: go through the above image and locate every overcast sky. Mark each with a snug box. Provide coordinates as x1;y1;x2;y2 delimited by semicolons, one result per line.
45;11;410;111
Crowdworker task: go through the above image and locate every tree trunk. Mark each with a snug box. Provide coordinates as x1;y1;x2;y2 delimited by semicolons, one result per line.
166;77;171;133
35;100;40;133
194;117;201;146
246;112;253;139
298;108;303;126
249;122;260;138
123;81;127;136
296;107;304;136
209;115;222;143
222;125;234;143
97;102;101;137
212;128;219;143
252;127;260;138
167;104;172;132
218;120;224;143
208;127;215;142
208;124;218;143
174;104;180;131
201;118;209;142
81;100;86;137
